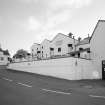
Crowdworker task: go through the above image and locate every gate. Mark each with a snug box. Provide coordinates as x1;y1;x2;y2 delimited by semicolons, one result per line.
102;60;105;80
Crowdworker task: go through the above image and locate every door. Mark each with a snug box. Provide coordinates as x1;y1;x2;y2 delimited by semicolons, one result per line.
102;60;105;80
50;48;54;57
68;44;73;53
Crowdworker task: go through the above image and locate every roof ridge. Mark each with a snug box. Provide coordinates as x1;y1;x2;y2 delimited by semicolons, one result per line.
99;20;105;22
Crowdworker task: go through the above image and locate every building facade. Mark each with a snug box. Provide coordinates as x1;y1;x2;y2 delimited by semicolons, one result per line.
73;36;91;59
30;33;78;59
50;33;78;57
0;48;10;65
90;20;105;61
40;39;51;59
30;43;41;60
90;20;105;79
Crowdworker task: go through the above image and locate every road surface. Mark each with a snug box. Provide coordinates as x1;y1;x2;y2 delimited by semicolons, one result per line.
0;65;105;105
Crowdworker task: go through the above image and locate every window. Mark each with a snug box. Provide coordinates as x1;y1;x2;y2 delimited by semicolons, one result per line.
37;51;40;53
50;48;54;51
68;44;72;47
87;48;90;53
71;53;75;57
42;51;43;53
58;48;61;52
37;48;38;50
42;46;43;49
78;53;80;58
32;49;34;51
87;50;90;53
79;48;83;51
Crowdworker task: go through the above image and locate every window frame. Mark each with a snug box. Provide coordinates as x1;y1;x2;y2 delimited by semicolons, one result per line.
58;47;61;52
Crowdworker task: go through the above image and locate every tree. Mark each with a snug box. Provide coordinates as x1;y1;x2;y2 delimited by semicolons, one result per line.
13;49;28;59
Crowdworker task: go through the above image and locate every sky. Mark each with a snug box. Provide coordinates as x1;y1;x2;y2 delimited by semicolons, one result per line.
0;0;105;56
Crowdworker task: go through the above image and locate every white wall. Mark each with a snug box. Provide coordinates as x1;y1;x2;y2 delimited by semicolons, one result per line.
76;43;90;51
30;33;78;59
91;21;105;60
40;39;50;58
90;21;105;78
50;33;78;56
30;43;41;56
0;54;9;65
8;57;101;80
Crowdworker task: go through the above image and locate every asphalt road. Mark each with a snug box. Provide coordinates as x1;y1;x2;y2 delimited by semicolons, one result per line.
0;65;105;105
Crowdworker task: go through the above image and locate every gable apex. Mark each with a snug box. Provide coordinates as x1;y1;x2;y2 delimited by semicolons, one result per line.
89;20;105;43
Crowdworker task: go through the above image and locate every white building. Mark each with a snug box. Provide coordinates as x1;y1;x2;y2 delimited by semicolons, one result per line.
40;39;51;59
76;37;90;51
50;33;78;57
90;20;105;60
71;36;91;59
8;20;105;80
30;43;41;60
90;20;105;79
0;48;10;65
31;33;78;59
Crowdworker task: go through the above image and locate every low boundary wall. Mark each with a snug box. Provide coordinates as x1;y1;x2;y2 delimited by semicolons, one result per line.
7;57;101;80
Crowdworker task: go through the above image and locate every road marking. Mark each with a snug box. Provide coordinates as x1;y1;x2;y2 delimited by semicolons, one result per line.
2;77;13;82
89;95;105;99
41;88;71;95
17;82;32;88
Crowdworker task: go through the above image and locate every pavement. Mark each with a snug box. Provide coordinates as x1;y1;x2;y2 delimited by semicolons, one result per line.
0;65;105;105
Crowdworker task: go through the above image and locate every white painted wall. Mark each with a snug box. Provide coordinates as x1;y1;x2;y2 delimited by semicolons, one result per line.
30;43;41;59
90;20;105;79
76;43;90;51
50;33;78;56
31;43;40;56
30;33;78;59
40;39;50;58
91;21;105;60
8;57;101;80
0;52;9;65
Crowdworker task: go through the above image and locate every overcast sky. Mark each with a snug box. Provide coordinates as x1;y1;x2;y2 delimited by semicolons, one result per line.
0;0;105;56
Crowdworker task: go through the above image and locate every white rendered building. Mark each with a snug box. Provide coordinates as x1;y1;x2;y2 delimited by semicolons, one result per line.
50;33;78;57
71;36;91;59
90;20;105;79
0;48;10;65
30;43;41;60
40;39;51;59
31;33;78;59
